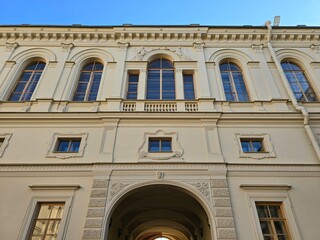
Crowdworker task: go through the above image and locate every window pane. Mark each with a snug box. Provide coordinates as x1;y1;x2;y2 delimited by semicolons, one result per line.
57;140;69;152
46;220;60;234
69;140;80;152
183;74;195;99
161;140;172;152
259;221;272;234
252;141;263;152
149;139;160;152
33;220;47;235
241;141;251;152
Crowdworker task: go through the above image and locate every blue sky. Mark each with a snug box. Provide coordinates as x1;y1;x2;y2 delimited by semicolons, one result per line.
1;0;319;26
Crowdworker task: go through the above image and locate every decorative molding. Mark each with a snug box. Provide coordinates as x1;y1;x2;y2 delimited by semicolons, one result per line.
61;42;74;52
109;182;130;200
193;42;205;51
310;44;320;53
29;184;81;190
156;171;165;180
118;42;130;51
251;44;264;53
5;42;19;52
0;133;12;157
46;133;88;159
168;46;192;60
240;184;292;190
188;182;211;202
138;130;184;160
235;133;276;160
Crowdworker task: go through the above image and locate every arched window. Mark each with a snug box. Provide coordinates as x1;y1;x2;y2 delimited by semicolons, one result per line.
147;58;175;100
281;61;318;102
8;61;46;101
220;62;249;102
73;61;103;101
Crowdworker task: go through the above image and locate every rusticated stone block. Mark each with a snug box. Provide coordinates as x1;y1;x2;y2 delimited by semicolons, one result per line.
92;179;108;188
85;219;103;228
217;228;237;239
82;229;101;239
213;198;231;207
214;207;233;217
211;179;228;188
90;189;108;197
212;188;229;197
87;208;105;217
216;218;235;228
89;198;107;207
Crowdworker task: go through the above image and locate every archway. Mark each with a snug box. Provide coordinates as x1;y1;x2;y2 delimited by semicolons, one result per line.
105;184;212;240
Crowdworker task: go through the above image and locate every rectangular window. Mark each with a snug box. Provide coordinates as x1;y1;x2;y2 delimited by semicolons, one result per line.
148;138;172;152
240;138;265;153
255;202;291;240
183;74;195;100
29;202;65;240
55;138;81;153
127;74;139;99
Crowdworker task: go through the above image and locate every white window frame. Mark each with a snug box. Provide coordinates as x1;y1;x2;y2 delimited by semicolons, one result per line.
241;184;302;240
46;133;88;159
235;133;276;159
0;133;12;157
18;184;80;240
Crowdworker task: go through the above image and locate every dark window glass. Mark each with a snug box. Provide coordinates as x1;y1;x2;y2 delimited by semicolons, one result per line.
148;138;172;152
56;138;81;153
241;139;264;153
73;62;103;101
127;74;139;99
8;61;46;101
281;61;318;102
147;58;175;100
183;74;195;99
220;62;249;102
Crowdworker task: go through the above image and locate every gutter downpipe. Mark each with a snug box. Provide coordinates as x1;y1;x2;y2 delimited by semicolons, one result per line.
265;20;320;161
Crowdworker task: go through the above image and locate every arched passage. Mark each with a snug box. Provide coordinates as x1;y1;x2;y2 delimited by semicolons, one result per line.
105;184;213;240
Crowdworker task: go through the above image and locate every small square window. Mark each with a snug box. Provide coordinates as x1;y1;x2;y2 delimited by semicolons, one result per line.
55;138;81;153
241;138;265;153
148;138;172;152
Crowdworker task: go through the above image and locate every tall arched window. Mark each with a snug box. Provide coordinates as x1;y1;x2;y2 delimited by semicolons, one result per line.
73;61;103;101
220;62;249;102
281;61;318;102
8;61;46;101
147;58;175;100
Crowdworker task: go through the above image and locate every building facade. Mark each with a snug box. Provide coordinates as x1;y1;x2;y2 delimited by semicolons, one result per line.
0;23;320;240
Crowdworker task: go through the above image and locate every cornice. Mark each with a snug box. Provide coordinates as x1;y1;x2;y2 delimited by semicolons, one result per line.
0;27;319;44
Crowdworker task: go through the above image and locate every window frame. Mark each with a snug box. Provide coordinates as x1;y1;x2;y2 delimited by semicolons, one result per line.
8;61;46;102
235;133;276;159
138;130;183;161
18;184;80;240
46;133;88;159
72;61;103;102
148;137;172;153
54;138;82;153
241;185;302;240
126;72;139;100
146;58;176;100
219;61;250;102
281;60;318;102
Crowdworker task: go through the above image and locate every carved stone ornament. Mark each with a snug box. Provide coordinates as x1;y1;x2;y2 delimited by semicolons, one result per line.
193;42;205;51
138;130;184;160
118;42;130;51
310;44;320;53
61;42;74;52
156;171;165;180
189;182;211;202
251;44;264;53
168;46;192;60
109;182;130;200
5;42;19;52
